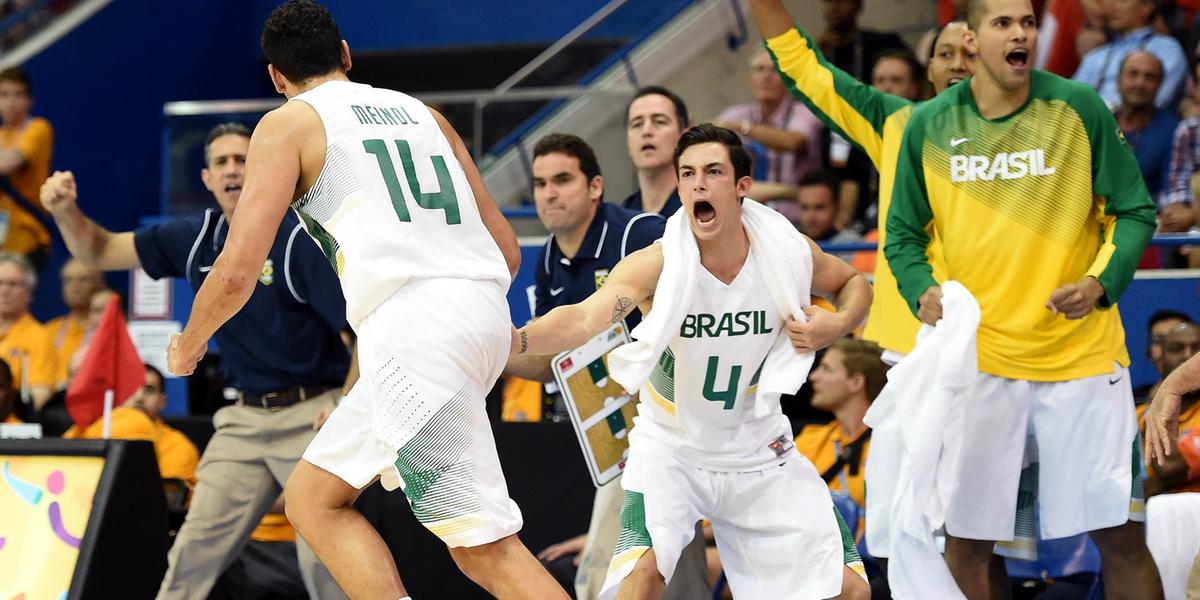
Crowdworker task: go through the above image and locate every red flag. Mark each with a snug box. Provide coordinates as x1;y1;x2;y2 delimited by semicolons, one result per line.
67;295;145;429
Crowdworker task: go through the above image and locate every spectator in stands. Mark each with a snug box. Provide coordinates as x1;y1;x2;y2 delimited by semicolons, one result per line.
0;251;52;410
45;257;103;389
623;86;688;217
64;364;200;483
1138;310;1195;402
1036;0;1107;77
1115;51;1178;200
871;49;924;101
713;48;825;195
1162;69;1200;229
0;359;18;423
795;338;888;534
796;169;862;261
1141;321;1200;495
41;122;350;599
1073;0;1186;110
0;67;52;268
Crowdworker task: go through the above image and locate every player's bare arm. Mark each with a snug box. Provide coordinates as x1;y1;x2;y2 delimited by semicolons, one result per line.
1146;350;1200;465
41;171;141;270
432;108;521;280
513;244;663;357
786;236;872;353
747;0;792;40
168;105;308;376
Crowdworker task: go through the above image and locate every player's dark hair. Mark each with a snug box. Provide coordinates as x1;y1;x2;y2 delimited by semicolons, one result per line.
533;133;602;183
673;123;753;181
261;0;345;84
203;122;252;166
966;0;987;30
0;66;31;95
797;168;841;203
627;86;690;129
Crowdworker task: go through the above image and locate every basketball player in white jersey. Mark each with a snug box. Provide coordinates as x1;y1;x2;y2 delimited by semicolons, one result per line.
166;2;569;598
514;124;873;600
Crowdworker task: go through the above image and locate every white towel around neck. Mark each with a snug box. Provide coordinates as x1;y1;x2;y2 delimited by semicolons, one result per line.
608;198;815;418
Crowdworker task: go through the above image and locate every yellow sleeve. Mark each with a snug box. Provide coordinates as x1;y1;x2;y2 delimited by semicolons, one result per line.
16;118;52;166
26;323;56;388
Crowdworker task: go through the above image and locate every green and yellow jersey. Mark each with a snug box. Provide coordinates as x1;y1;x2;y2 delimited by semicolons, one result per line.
886;70;1157;381
765;26;942;355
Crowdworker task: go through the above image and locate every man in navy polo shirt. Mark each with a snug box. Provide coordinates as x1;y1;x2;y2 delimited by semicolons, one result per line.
623;86;688;218
41;123;349;600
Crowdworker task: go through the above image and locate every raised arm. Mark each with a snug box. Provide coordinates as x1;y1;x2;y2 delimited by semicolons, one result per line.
432;109;521;280
41;171;141;271
748;0;909;166
512;244;662;357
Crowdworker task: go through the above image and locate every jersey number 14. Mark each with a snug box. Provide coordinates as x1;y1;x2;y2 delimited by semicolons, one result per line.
363;138;462;225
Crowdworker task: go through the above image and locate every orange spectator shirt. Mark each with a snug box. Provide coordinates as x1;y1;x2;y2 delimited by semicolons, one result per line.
0;312;55;392
63;406;200;485
1139;399;1200;493
794;420;870;521
45;313;88;389
0;117;52;255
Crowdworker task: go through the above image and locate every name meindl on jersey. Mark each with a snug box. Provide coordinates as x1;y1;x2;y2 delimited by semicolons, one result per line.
950;149;1056;183
350;104;420;126
679;311;774;339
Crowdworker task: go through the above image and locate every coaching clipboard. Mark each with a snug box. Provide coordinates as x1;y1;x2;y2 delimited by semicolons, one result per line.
552;322;638;487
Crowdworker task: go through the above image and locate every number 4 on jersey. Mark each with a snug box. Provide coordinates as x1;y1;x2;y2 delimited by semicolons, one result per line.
703;356;742;410
363;138;462;225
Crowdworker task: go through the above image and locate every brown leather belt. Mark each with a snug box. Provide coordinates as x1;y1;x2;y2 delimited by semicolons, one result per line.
236;385;331;411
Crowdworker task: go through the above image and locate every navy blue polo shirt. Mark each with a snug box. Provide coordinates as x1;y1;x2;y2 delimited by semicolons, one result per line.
134;208;350;395
622;188;682;218
534;202;665;328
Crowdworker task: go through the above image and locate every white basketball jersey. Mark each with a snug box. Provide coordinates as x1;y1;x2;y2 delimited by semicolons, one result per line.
291;80;510;327
634;249;796;471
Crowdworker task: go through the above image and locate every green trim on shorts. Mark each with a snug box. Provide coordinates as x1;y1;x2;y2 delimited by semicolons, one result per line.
614;491;653;554
1131;434;1145;501
392;386;484;523
834;506;861;565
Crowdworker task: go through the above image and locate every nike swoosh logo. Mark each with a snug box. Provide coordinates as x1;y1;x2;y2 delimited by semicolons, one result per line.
199;265;213;272
549;287;565;296
1108;377;1123;385
951;137;970;147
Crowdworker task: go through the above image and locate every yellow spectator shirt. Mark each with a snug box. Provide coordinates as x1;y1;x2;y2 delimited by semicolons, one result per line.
0;117;52;254
0;312;55;391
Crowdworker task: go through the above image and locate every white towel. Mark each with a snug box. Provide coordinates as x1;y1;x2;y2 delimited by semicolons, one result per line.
864;280;980;600
608;198;814;418
1146;493;1200;600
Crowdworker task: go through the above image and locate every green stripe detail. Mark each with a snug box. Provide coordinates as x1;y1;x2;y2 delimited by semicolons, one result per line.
393;386;484;524
614;491;653;554
649;348;676;403
834;506;861;565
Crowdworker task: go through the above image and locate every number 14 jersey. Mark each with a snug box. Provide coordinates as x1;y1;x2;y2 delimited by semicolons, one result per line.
635;248;796;472
291;80;510;327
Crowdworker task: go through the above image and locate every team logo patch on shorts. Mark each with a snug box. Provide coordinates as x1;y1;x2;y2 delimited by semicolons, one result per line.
258;259;274;286
594;269;610;289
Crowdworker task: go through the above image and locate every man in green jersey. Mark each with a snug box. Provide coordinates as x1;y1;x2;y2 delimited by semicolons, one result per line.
885;0;1163;598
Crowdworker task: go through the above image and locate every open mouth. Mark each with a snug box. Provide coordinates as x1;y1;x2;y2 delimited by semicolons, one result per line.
694;200;716;224
1005;48;1029;69
947;76;964;86
640;143;656;152
225;184;243;194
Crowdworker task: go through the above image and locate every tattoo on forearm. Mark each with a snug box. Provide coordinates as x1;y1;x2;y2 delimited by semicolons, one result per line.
611;296;633;324
519;331;528;354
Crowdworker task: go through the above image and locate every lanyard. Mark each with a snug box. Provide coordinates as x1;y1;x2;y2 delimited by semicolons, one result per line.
1095;30;1153;95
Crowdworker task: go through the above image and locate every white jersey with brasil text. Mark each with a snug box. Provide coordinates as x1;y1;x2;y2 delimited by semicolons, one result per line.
291;80;510;327
633;249;797;472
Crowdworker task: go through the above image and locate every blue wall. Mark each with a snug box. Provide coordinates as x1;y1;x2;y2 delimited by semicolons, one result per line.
25;0;273;317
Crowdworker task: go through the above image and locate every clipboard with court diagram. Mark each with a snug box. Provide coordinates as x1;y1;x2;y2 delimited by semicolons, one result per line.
552;322;638;487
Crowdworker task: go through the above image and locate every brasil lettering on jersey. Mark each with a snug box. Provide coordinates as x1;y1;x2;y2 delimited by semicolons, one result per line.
949;149;1055;183
679;310;773;339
